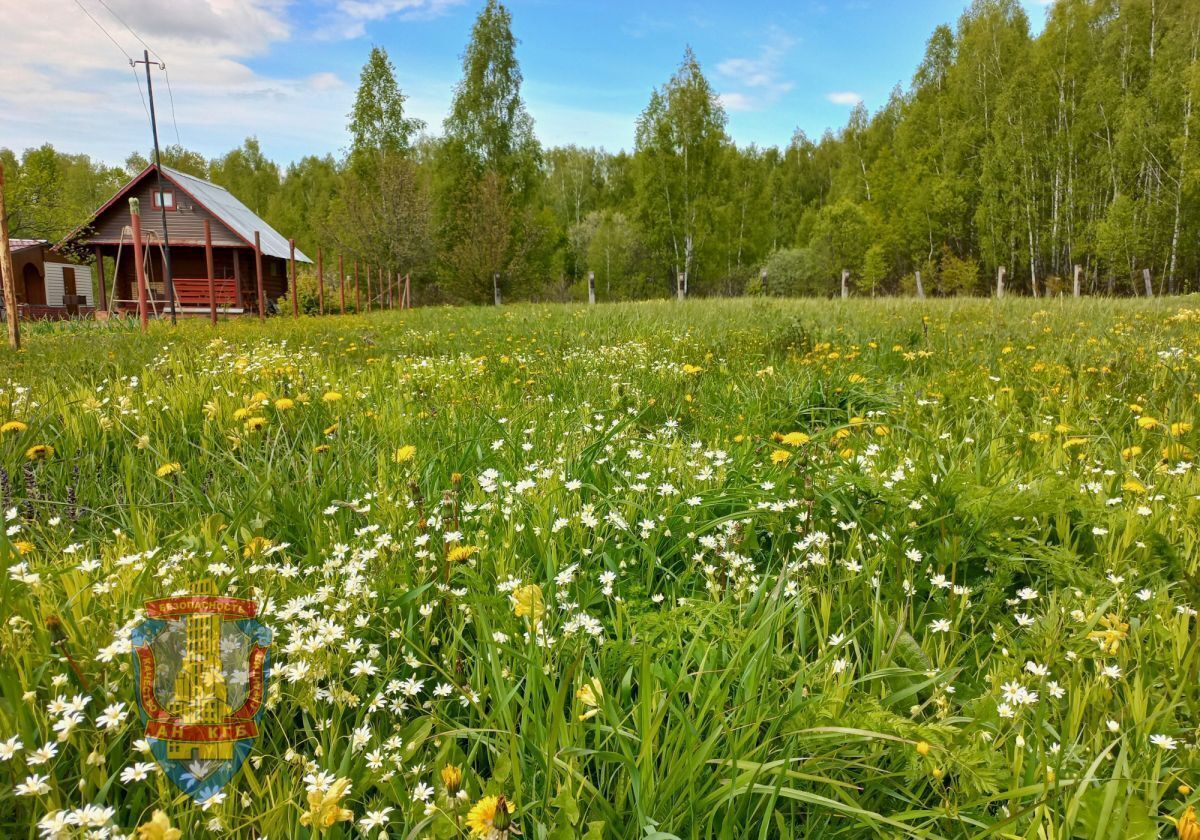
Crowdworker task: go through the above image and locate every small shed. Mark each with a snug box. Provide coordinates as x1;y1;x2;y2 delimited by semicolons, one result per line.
4;239;93;319
61;164;310;316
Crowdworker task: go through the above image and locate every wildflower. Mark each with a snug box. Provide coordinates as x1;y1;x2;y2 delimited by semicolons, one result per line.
1122;445;1143;459
244;416;267;432
1152;734;1179;751
314;444;331;454
359;808;393;831
394;444;417;463
1;420;28;434
577;677;603;720
275;397;295;411
136;810;182;840
25;444;54;461
323;423;339;435
1170;421;1193;436
441;764;463;794
681;363;703;375
15;773;50;795
1174;806;1200;840
780;431;810;446
915;741;931;756
243;536;273;558
1028;431;1050;442
322;391;343;403
929;618;951;634
467;794;515;837
1137;416;1159;430
512;584;545;625
300;776;354;832
12;540;34;555
155;462;181;478
770;449;791;464
447;544;480;563
1088;614;1128;655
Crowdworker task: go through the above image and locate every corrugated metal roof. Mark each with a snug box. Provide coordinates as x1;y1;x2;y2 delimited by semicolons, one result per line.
162;166;311;263
9;239;46;252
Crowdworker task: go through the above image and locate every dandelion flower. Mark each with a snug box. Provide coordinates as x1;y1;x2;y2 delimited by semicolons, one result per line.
447;544;480;563
300;776;354;832
466;794;514;837
440;764;463;794
780;431;809;446
394;444;417;463
25;444;54;461
512;583;545;624
770;449;791;464
244;416;267;432
0;421;28;434
322;391;343;403
155;462;181;478
274;397;295;411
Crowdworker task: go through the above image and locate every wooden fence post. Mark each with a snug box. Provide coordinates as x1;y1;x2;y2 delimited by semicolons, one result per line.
1143;268;1154;297
338;255;345;314
676;272;685;301
996;266;1006;299
289;239;298;318
365;266;372;313
915;270;925;299
841;269;849;299
204;219;217;325
94;245;107;314
760;268;768;295
131;199;149;332
0;165;20;349
404;274;411;309
493;272;501;306
317;248;325;315
588;271;596;304
354;262;361;312
1073;264;1082;298
253;231;266;320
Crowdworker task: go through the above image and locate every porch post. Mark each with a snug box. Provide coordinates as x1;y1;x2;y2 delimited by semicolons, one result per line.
94;245;107;313
205;219;217;325
254;231;265;321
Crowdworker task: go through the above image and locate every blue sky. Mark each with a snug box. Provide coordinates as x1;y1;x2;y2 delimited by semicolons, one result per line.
4;0;1052;166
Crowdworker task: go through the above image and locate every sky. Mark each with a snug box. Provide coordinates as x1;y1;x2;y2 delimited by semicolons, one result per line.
2;0;1053;168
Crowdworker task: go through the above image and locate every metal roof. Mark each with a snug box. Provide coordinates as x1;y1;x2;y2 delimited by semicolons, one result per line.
8;239;46;252
162;166;311;263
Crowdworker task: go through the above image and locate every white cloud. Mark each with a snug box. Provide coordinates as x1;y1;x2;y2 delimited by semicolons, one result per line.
715;28;796;113
319;0;464;39
0;0;359;165
826;91;863;106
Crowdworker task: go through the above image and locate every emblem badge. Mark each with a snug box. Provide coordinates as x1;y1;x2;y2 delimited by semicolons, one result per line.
131;580;271;800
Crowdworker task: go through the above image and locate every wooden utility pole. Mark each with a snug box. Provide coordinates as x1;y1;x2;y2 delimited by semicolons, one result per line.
996;266;1006;298
132;51;176;325
1143;268;1154;297
253;231;266;320
840;269;850;299
316;248;325;315
338;254;345;314
588;271;596;304
1073;264;1082;298
131;199;149;332
204;219;217;325
403;274;411;309
915;270;925;299
0;165;20;349
289;239;298;318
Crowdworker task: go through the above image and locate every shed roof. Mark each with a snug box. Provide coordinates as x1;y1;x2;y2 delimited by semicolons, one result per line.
9;239;46;252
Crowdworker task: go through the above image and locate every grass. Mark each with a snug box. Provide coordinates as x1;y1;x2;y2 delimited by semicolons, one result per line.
0;297;1199;839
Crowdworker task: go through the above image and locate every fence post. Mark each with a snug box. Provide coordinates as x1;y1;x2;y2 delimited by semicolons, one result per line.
760;268;768;295
1143;268;1154;298
205;219;217;325
338;255;345;314
0;165;20;349
254;231;266;320
404;274;411;309
493;272;501;306
841;269;849;299
588;271;596;305
1073;264;1082;298
676;272;685;301
290;239;298;318
131;199;149;332
915;270;925;299
317;248;325;315
354;262;360;312
996;266;1006;299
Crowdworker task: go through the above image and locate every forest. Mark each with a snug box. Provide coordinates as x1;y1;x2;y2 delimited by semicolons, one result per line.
3;0;1200;302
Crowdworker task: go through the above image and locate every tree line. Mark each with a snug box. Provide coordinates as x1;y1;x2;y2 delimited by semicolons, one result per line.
4;0;1199;302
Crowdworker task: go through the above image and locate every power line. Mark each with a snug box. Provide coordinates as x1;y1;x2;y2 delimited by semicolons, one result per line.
93;0;182;149
71;0;131;61
70;0;153;133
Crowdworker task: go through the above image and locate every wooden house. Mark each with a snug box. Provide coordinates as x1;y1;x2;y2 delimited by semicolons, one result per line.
61;164;310;316
4;239;93;319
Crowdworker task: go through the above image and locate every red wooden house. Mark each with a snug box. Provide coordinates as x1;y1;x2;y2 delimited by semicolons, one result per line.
61;164;309;316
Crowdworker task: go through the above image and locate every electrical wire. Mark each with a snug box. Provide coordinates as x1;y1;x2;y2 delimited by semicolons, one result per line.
70;0;153;132
93;0;182;148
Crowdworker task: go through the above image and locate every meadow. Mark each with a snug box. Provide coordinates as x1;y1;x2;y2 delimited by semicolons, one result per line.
1;297;1199;839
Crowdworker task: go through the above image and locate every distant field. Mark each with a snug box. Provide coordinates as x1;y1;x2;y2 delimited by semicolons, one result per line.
2;297;1199;838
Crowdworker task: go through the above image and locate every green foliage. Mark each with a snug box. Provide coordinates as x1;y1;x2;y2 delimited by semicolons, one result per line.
347;46;425;169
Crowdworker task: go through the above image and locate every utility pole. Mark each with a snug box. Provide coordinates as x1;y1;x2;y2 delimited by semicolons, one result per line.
132;50;176;324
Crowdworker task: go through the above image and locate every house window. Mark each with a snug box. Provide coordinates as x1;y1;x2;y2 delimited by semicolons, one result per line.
151;190;176;211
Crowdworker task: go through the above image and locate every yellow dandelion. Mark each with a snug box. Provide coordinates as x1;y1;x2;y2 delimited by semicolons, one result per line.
156;462;181;478
393;444;416;464
512;583;545;624
780;431;809;446
1028;431;1050;443
1121;478;1146;494
447;544;480;563
313;444;331;454
243;536;273;558
245;417;267;432
1121;445;1143;459
1175;805;1200;840
770;449;792;464
232;407;252;421
466;794;513;837
274;397;295;411
1;420;28;434
681;363;704;375
1137;416;1160;430
1170;421;1193;436
25;444;53;461
323;422;339;436
322;391;343;403
440;764;463;794
12;540;35;555
135;810;181;840
299;776;354;832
